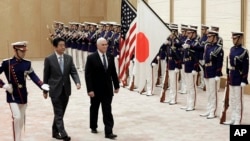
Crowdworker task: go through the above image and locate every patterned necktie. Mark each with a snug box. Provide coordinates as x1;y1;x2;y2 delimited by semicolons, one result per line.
59;56;64;73
103;54;107;70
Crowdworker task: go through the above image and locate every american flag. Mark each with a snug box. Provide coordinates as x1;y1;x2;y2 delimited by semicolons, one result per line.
119;0;137;86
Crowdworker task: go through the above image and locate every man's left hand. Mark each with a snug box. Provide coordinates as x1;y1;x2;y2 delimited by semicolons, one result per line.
114;89;119;94
76;83;81;90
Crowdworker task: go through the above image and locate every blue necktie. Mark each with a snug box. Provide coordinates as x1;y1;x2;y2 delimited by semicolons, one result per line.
103;54;107;70
59;56;64;73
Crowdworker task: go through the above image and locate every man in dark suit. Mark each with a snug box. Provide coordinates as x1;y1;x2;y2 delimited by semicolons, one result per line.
85;37;120;139
43;37;81;141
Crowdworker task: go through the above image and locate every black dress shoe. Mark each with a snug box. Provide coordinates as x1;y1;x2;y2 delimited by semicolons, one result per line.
62;136;71;141
105;133;117;139
91;129;98;133
52;133;71;141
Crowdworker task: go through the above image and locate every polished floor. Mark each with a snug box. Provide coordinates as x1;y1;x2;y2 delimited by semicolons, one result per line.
0;60;249;141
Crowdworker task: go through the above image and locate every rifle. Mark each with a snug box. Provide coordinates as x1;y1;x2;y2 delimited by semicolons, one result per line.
160;69;169;102
219;56;230;124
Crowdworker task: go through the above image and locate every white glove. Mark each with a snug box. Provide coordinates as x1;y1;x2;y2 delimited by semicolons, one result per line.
3;84;13;94
192;70;197;75
174;68;179;73
215;76;220;81
157;56;160;60
41;84;50;91
116;55;119;59
240;82;246;87
182;44;190;49
151;63;156;67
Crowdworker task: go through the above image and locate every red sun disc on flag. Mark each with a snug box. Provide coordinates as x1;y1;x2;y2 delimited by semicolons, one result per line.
136;32;149;63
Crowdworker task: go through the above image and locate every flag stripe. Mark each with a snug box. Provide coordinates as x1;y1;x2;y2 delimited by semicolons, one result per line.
119;0;137;85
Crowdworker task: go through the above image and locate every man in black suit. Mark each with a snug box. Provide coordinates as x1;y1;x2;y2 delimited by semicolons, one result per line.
43;37;81;141
85;37;120;139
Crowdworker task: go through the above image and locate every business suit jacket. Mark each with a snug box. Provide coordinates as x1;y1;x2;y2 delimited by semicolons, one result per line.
85;52;120;97
43;53;80;98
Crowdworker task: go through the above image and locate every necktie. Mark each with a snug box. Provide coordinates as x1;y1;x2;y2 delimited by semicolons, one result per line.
59;56;64;73
103;54;107;70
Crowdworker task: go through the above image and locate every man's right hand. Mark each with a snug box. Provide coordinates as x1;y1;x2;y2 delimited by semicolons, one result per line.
88;91;95;97
3;84;13;94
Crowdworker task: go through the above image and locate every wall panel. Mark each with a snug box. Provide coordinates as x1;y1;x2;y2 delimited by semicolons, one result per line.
19;0;41;58
106;0;121;22
40;0;60;57
79;0;106;22
0;0;12;59
173;0;201;27
148;0;170;23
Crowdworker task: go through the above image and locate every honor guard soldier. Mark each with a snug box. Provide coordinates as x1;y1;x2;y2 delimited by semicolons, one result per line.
65;22;74;56
81;22;90;69
111;23;121;74
197;25;209;89
98;21;107;38
223;32;249;125
63;26;71;55
178;24;189;94
211;26;223;91
104;22;115;54
181;26;200;111
199;30;224;119
88;22;98;55
161;24;182;104
70;22;79;69
0;41;49;141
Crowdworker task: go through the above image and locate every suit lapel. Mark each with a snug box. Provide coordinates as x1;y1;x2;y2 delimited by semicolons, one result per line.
63;54;67;72
95;52;106;71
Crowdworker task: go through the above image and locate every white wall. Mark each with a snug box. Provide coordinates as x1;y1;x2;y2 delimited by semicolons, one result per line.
173;0;201;31
148;0;170;23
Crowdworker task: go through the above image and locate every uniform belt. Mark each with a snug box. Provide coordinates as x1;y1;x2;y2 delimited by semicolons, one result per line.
184;57;192;62
229;66;235;70
13;84;24;88
168;57;172;60
205;62;212;67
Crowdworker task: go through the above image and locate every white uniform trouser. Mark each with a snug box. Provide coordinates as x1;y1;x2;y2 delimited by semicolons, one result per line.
179;64;187;93
82;51;88;70
185;72;197;109
217;78;220;91
9;103;27;141
150;64;158;94
198;60;205;87
169;70;179;103
229;86;243;122
204;78;217;116
160;59;166;83
66;48;72;56
72;48;78;68
77;50;83;71
128;60;134;87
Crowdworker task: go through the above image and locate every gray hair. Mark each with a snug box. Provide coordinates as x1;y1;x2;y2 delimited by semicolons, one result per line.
96;37;107;46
